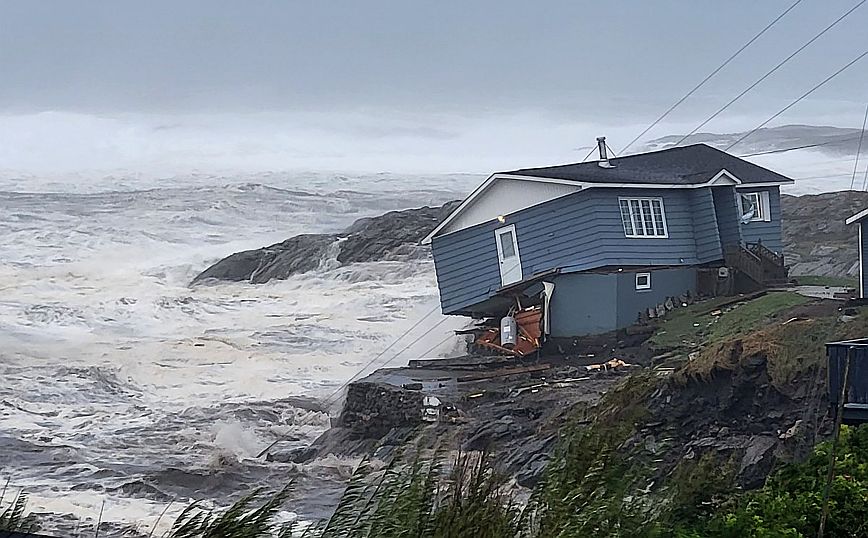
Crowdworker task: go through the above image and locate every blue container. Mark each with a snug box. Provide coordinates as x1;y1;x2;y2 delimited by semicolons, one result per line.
826;338;868;425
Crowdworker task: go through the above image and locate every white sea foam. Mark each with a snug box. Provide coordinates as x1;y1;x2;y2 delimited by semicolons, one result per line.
0;121;852;534
0;174;468;534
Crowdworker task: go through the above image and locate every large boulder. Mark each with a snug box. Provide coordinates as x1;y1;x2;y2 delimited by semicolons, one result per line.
782;191;868;277
192;201;460;284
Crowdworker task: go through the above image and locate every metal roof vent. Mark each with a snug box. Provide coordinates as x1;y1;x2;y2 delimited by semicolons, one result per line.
596;136;615;168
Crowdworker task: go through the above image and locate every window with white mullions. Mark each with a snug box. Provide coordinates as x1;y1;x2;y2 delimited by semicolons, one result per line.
619;197;668;238
619;200;635;236
738;191;770;223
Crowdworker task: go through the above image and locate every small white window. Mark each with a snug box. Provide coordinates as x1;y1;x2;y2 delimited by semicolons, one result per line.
635;272;651;290
739;191;770;223
619;197;668;238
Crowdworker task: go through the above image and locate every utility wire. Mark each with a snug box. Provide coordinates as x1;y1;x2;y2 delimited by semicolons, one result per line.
322;305;440;408
255;304;450;458
674;0;866;147
737;134;862;157
851;104;868;189
415;332;460;360
619;0;805;155
862;145;868;191
379;317;451;368
725;48;868;151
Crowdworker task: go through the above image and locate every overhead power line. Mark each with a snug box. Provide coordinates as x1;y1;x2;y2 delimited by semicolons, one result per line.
863;143;868;191
724;48;868;151
673;0;866;147
851;104;868;189
255;303;453;458
619;0;805;155
736;134;862;157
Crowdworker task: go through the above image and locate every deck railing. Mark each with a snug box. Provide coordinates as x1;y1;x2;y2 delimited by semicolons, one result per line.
724;241;787;286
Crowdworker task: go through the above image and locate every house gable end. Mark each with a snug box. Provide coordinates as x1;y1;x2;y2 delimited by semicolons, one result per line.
423;175;581;243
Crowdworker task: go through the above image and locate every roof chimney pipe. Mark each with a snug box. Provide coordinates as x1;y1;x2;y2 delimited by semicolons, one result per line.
596;136;615;168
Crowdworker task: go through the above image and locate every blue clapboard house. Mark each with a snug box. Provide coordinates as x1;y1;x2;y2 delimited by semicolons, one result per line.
423;139;793;337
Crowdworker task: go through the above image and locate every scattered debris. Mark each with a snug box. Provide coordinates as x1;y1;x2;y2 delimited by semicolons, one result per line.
421;395;441;422
510;382;549;397
472;306;543;356
585;358;633;372
457;363;551;383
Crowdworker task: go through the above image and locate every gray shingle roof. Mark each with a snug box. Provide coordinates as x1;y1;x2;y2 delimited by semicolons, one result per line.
502;144;794;185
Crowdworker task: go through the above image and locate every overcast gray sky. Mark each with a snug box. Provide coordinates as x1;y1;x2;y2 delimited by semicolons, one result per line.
1;1;867;175
2;1;866;117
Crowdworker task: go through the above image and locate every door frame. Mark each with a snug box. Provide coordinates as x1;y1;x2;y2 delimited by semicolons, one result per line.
494;224;522;285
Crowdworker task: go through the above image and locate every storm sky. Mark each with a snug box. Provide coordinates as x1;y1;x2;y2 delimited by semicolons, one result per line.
1;1;867;174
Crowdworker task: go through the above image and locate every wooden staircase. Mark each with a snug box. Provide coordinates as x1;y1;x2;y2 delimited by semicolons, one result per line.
723;241;789;288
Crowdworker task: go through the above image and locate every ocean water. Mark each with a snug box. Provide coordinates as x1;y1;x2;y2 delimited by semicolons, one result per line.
0;172;474;535
0;139;848;535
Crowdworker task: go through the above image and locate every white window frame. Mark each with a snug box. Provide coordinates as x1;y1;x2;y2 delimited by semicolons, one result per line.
618;197;669;238
737;191;771;223
635;272;651;290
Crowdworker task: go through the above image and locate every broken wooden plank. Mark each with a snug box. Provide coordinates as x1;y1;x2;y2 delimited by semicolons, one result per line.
457;363;551;383
408;356;514;370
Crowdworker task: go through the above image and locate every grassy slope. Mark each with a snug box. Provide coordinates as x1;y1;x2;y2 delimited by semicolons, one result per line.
649;292;811;352
793;275;859;288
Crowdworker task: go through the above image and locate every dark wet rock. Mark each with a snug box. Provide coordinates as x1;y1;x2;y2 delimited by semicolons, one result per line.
108;479;174;502
339;381;428;436
192;201;460;284
739;435;777;488
266;446;319;464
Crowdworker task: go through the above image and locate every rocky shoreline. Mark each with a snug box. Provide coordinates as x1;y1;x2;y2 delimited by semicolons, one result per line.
190;191;868;519
192;201;460;284
193;191;868;286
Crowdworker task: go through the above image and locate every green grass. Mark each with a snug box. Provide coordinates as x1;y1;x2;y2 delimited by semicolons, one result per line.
649;292;811;352
679;424;868;537
792;275;858;288
0;486;39;534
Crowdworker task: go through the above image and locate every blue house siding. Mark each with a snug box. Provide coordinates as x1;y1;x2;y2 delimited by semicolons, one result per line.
431;225;502;314
737;186;783;253
614;267;697;328
712;186;742;248
432;187;705;314
549;273;617;336
546;267;697;336
688;188;722;263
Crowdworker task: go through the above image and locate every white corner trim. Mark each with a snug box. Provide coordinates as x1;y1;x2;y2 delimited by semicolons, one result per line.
708;169;742;185
861;224;865;298
494;173;589;186
846;207;868;225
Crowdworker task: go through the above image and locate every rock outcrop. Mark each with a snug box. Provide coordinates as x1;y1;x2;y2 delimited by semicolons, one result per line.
192;201;460;284
194;190;868;285
782;191;868;277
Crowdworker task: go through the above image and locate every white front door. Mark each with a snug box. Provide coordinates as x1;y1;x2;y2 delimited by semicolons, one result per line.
495;225;522;285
